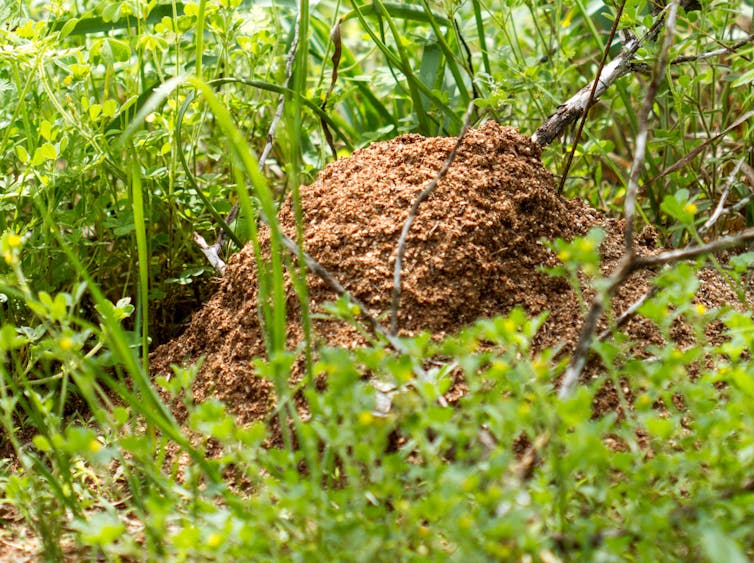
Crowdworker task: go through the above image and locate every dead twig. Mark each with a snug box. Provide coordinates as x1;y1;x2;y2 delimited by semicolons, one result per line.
557;0;627;193
531;13;667;147
389;102;477;335
533;9;753;148
641;110;754;192
624;1;679;256
633;229;754;268
701;157;747;234
628;32;754;71
559;0;682;399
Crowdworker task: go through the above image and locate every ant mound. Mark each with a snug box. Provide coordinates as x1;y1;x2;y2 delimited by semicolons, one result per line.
150;121;741;425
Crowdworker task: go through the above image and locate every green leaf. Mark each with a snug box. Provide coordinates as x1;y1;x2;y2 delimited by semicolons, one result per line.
557;386;593;426
699;525;747;563
74;512;126;547
731;67;754;88
31;143;57;165
89;104;102;120
644;415;673;439
102;99;118;117
14;145;29;163
58;17;79;38
0;325;25;351
92;37;131;64
729;252;754;273
39;120;53;141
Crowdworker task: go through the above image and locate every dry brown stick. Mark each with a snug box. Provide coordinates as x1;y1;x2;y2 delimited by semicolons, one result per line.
629;32;754;71
561;224;754;399
259;11;302;169
389;102;476;335
624;2;680;256
701;157;747;233
532;10;751;148
531;15;667;147
556;0;627;193
559;1;681;399
632;228;754;269
642;110;754;192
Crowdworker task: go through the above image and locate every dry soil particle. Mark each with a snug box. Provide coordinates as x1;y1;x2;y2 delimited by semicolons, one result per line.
149;121;746;426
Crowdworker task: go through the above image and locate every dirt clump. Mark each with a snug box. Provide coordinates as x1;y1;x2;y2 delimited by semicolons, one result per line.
149;121;743;426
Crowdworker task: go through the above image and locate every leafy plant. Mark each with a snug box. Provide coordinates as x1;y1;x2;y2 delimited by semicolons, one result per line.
1;0;754;560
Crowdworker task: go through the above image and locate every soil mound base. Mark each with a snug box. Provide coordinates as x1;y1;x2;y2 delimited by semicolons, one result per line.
150;121;742;425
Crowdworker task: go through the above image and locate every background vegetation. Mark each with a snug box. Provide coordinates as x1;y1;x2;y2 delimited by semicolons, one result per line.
0;0;753;559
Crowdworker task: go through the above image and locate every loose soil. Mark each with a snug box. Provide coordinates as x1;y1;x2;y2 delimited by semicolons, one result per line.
150;121;749;426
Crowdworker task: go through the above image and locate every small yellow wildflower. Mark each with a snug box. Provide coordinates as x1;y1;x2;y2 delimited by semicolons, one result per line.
358;411;374;426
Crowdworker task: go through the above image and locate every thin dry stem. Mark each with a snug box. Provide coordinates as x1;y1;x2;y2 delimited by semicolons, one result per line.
560;1;681;400
389;102;477;335
557;0;627;193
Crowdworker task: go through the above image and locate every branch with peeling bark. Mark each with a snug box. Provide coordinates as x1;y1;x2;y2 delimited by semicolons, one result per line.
530;8;754;149
557;1;754;399
531;13;668;148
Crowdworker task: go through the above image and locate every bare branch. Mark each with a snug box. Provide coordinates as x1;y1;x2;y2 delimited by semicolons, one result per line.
558;256;632;399
597;287;656;341
193;232;227;273
390;102;476;335
259;11;301;168
633;228;754;269
643;110;754;190
557;0;627;193
531;16;667;147
559;1;681;399
701;157;747;234
625;1;680;255
629;32;754;71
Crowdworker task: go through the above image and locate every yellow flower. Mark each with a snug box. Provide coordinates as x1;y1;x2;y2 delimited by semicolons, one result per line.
59;336;74;352
358;411;374;426
88;438;101;453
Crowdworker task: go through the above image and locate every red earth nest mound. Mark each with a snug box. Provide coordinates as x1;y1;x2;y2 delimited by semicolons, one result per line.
150;121;746;425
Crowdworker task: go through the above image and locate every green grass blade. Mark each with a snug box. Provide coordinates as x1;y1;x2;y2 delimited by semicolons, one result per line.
471;0;491;76
35;203;221;483
341;2;452;26
418;0;471;104
129;157;150;373
347;1;462;132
